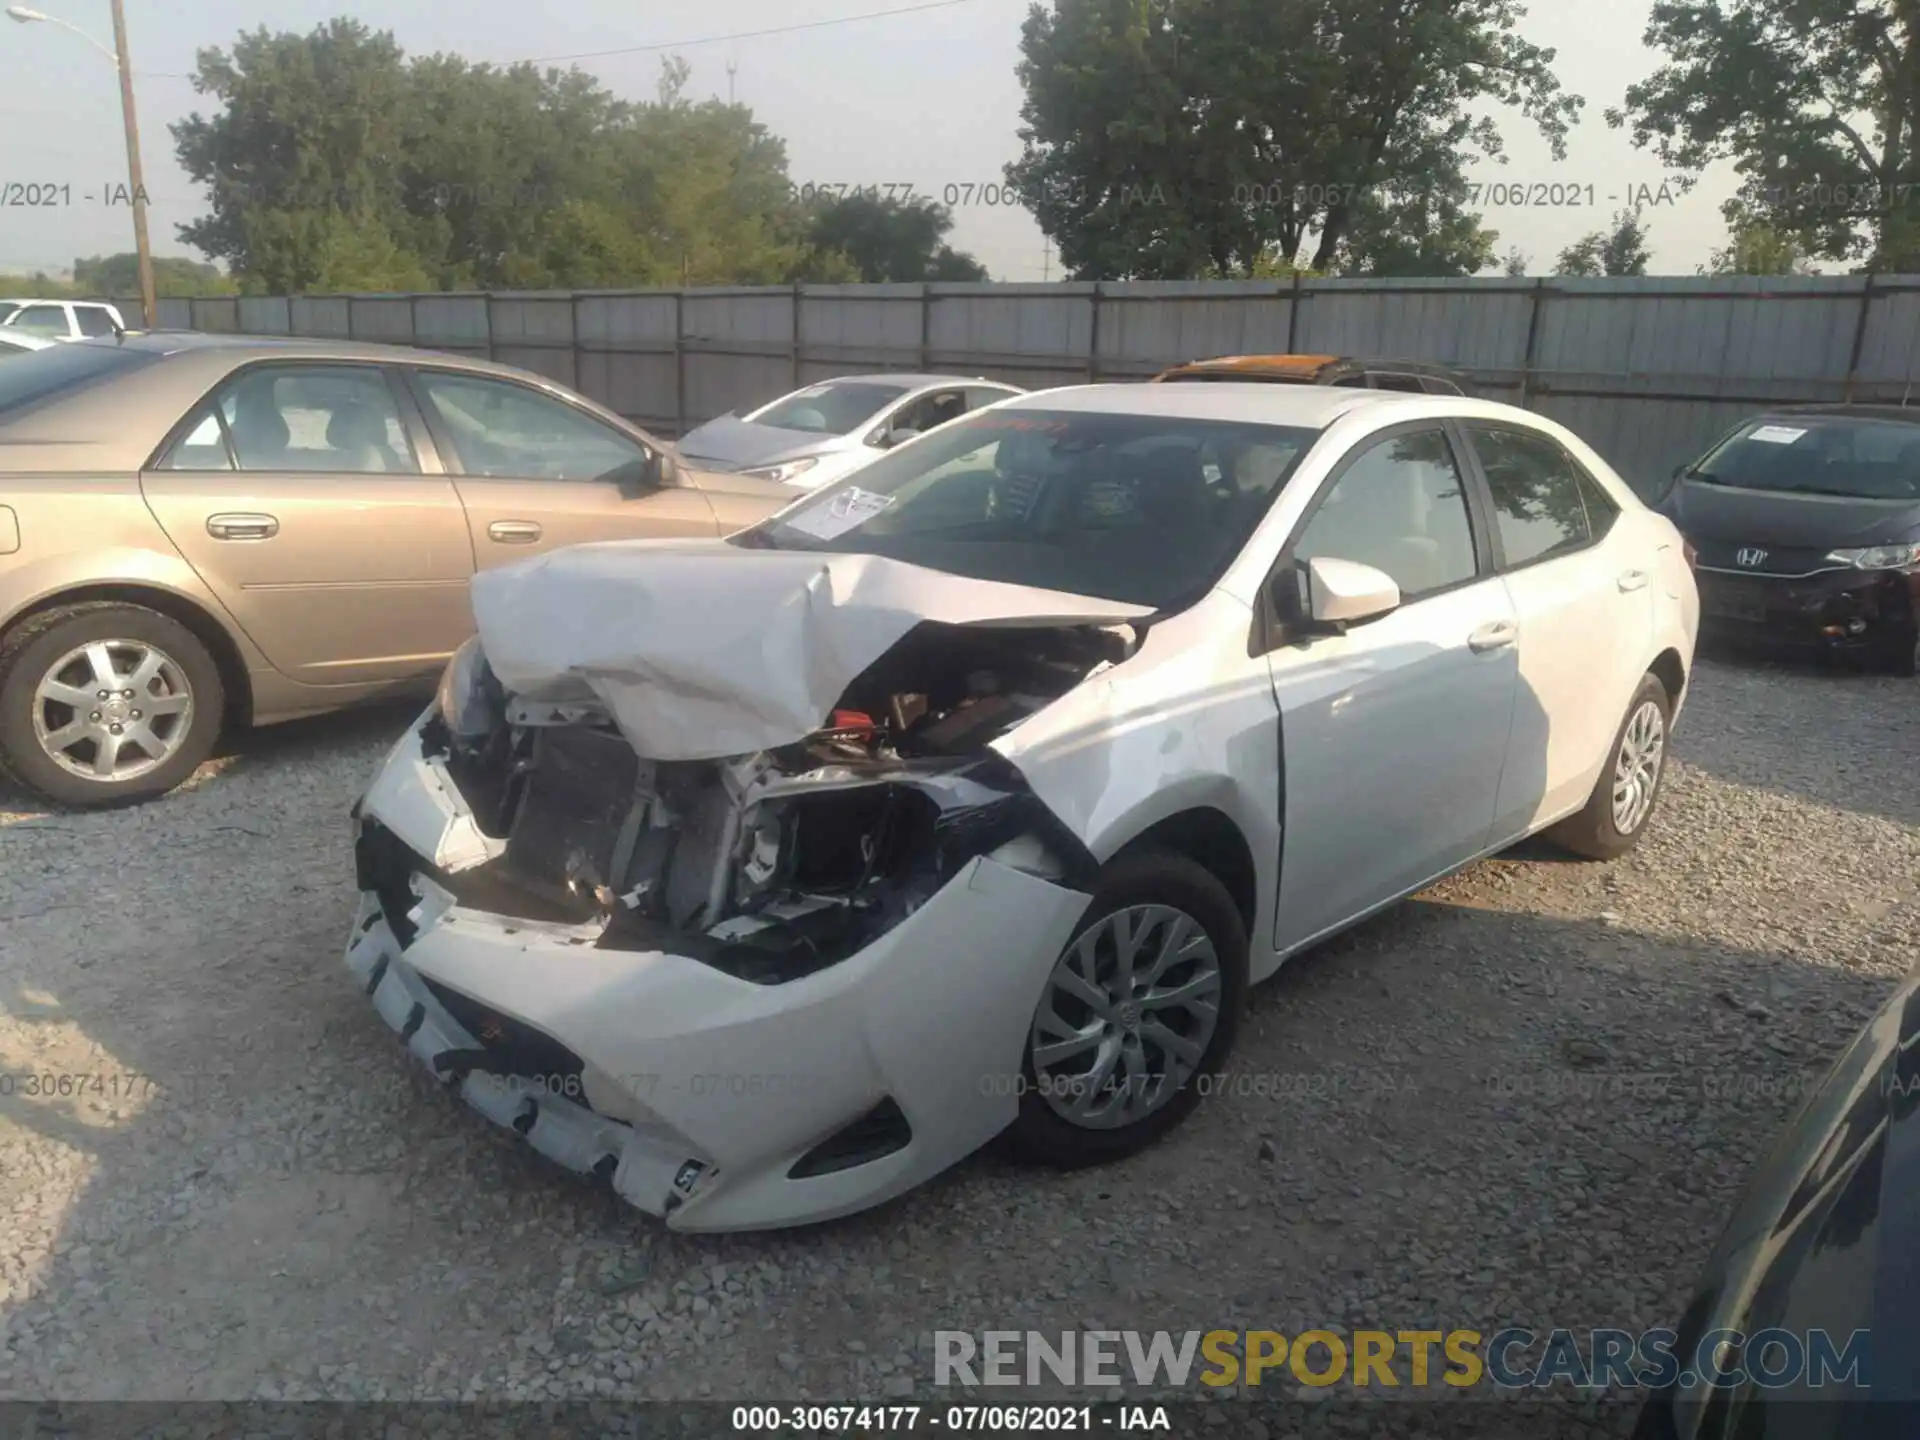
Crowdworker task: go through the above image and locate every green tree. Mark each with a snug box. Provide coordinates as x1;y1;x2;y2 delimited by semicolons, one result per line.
1607;0;1920;271
802;194;989;281
1501;245;1530;276
71;253;235;296
1005;0;1580;279
1703;203;1819;274
1555;209;1652;276
171;25;824;290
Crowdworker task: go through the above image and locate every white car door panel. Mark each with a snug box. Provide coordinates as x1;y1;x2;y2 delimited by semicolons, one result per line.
1269;579;1519;951
1263;423;1519;954
1463;424;1655;840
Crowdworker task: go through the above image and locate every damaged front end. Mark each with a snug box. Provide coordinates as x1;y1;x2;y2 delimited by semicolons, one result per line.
408;619;1119;976
346;613;1126;1230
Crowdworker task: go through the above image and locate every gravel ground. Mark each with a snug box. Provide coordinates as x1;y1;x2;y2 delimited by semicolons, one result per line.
0;652;1915;1433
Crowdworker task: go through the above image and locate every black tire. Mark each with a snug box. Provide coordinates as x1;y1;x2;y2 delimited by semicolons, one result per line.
1548;671;1673;861
1002;848;1248;1168
1882;629;1919;678
0;602;225;809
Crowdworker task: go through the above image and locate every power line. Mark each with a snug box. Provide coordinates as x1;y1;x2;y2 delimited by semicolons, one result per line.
121;0;995;82
521;0;989;63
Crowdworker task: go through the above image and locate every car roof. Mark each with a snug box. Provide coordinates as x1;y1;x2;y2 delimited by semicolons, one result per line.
1001;381;1390;427
1157;354;1463;380
63;331;596;386
801;372;1020;390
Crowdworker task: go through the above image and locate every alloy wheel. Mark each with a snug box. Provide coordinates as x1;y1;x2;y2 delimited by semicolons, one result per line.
1029;904;1222;1131
1611;699;1666;836
31;639;195;783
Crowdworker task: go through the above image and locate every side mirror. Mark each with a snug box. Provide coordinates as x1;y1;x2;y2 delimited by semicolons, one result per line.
1287;556;1402;631
618;450;677;495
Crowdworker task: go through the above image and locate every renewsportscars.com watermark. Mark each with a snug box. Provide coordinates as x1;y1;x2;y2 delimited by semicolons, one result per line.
934;1328;1871;1392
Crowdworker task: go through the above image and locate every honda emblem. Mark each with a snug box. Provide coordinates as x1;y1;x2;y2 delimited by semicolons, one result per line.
1736;548;1768;568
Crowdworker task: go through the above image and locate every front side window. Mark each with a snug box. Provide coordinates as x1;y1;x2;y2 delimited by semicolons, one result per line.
156;412;232;471
75;307;119;337
1687;417;1920;501
200;365;419;474
736;408;1322;608
751;380;910;436
414;371;644;482
1467;426;1594;568
1294;428;1478;601
8;304;70;339
890;389;967;437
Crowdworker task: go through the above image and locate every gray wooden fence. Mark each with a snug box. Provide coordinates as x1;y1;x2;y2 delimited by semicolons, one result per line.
138;275;1920;496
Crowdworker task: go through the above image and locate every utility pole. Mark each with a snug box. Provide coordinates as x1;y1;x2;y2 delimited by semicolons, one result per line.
1041;238;1051;283
108;0;155;329
726;58;737;105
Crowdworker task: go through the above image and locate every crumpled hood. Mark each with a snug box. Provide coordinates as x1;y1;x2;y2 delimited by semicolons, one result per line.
674;414;848;471
468;539;1153;761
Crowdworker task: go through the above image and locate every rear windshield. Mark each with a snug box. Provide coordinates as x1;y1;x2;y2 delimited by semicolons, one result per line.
750;381;910;435
1690;418;1920;500
0;343;156;419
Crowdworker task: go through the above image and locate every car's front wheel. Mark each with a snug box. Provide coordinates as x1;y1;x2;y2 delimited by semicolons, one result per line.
0;602;224;808
1003;849;1248;1167
1549;671;1673;860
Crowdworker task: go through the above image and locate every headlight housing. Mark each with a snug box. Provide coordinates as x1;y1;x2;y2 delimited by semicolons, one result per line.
435;637;499;739
739;457;820;485
1824;542;1920;571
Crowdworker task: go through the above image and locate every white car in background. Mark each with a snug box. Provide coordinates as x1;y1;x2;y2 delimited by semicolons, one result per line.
0;299;126;343
674;373;1024;490
345;383;1698;1232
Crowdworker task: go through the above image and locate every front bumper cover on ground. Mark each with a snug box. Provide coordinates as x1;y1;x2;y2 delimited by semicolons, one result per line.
345;717;1092;1233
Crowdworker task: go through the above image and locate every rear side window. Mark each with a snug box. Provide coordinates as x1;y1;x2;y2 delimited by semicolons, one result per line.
1575;469;1621;542
0;344;156;419
1466;425;1596;568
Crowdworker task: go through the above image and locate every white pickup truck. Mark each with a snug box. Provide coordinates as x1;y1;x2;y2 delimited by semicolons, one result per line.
0;299;126;342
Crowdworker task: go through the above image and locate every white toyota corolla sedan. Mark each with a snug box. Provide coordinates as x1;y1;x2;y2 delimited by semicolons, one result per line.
345;382;1699;1232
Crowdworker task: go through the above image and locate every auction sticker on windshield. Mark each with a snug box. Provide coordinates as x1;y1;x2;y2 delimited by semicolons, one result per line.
1747;425;1809;444
785;486;895;540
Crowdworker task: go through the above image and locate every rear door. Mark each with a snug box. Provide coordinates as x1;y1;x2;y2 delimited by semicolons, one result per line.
141;362;476;686
1458;423;1654;840
1265;423;1519;952
405;368;720;567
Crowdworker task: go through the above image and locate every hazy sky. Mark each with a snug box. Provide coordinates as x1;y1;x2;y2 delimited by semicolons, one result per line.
0;0;1743;282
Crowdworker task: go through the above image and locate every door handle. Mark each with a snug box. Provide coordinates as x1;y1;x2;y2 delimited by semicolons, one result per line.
1618;569;1650;592
206;512;278;541
1468;620;1517;653
487;520;542;544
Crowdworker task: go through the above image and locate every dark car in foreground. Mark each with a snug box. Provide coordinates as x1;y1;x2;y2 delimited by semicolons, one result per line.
1633;969;1920;1438
1657;406;1920;675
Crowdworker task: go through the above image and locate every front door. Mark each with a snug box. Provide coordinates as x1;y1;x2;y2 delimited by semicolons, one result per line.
405;369;720;567
1266;425;1520;953
141;362;475;687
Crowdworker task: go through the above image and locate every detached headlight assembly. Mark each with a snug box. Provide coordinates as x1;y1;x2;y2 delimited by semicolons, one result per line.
739;457;819;485
1825;543;1920;571
435;636;499;739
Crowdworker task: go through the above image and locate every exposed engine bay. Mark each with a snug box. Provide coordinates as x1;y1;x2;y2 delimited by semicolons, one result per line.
406;621;1128;985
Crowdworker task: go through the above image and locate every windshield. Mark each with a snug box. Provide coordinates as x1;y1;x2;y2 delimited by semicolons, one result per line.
0;343;156;420
1688;418;1920;500
749;381;910;435
733;408;1322;608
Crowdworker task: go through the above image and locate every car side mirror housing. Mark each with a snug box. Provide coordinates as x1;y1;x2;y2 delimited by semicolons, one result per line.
1276;556;1402;635
619;450;678;496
